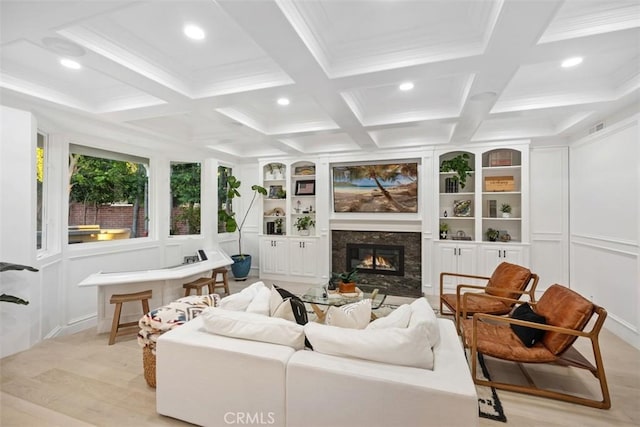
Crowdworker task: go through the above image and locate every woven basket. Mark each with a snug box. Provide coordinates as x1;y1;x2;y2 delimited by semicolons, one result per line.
143;346;156;388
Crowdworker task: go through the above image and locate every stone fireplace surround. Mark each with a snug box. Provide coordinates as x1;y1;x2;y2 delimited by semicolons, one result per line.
331;230;422;298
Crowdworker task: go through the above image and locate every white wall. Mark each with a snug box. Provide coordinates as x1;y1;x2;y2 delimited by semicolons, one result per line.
569;116;639;349
530;146;569;295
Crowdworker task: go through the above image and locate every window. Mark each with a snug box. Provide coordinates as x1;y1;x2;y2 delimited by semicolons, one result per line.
170;162;201;235
218;165;232;232
36;133;46;250
68;144;149;243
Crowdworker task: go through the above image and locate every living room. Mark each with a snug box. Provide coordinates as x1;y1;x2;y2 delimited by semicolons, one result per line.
1;1;638;426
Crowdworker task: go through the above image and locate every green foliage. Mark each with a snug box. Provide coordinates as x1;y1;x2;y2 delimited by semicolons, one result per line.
439;222;449;232
170;162;201;234
333;267;358;283
500;203;512;213
486;228;499;241
294;215;315;231
218;174;267;256
440;153;472;189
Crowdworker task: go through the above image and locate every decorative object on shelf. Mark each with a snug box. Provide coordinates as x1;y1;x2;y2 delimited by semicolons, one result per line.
218;174;267;280
487;199;497;218
294;165;315;176
0;262;37;305
333;162;418;213
264;207;285;217
274;218;284;235
452;230;472;241
444;210;448;217
488;150;513;167
499;230;511;242
453;199;472;217
268;185;285;199
500;203;512;218
444;177;459;193
439;222;449;240
266;221;275;235
294;215;315;236
486;228;499;242
485;176;515;192
295;179;315;196
440;153;472;189
295;200;302;213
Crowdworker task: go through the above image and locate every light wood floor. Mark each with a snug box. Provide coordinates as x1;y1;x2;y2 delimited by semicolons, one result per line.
1;280;639;427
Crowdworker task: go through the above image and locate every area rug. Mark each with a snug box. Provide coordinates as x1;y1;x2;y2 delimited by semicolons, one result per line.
466;350;507;422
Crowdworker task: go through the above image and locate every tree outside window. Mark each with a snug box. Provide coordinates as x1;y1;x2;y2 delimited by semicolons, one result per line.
36;133;46;250
68;145;149;243
218;165;232;232
170;162;201;235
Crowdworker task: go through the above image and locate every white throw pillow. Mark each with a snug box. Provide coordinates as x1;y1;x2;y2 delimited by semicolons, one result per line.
201;307;305;350
269;285;285;315
246;285;271;316
271;297;296;322
304;321;433;369
408;297;440;347
218;281;267;311
325;299;371;329
366;304;411;330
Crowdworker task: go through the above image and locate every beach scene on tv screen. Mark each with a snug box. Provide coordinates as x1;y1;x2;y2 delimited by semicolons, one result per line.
333;162;418;213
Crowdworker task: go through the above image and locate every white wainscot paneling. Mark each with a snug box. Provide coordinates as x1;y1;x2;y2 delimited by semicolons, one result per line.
40;260;63;339
570;123;638;242
530;236;567;294
65;246;162;333
572;241;638;347
0;269;38;358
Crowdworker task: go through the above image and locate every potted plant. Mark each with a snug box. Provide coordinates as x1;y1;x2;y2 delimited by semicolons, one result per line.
294;215;315;236
500;203;512;218
274;218;284;235
439;222;449;240
332;268;358;293
440;153;472;189
218;175;267;280
486;228;499;242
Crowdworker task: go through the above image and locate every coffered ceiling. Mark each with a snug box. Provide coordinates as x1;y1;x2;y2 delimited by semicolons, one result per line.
1;0;638;160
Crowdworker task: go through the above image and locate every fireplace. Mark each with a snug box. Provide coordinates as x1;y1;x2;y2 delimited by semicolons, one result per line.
346;243;404;276
332;230;421;298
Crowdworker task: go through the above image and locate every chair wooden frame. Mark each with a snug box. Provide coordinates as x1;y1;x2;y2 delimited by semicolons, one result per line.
463;294;611;409
439;270;539;333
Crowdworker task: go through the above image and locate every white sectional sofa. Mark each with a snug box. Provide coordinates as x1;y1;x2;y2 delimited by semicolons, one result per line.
156;310;478;427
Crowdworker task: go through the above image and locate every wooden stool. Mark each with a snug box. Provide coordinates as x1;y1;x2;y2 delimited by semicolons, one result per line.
109;289;152;345
210;267;230;296
183;276;216;297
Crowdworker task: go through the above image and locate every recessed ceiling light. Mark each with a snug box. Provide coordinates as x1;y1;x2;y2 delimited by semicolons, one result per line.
277;98;290;106
561;56;583;68
60;58;81;70
184;24;205;40
399;82;414;91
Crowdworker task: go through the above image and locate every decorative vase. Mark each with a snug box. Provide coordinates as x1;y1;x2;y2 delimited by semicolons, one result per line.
230;254;252;280
300;229;310;236
440;230;448;240
502;212;511;218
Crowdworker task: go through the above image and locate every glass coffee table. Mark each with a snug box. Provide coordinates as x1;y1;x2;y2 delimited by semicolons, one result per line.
300;284;387;322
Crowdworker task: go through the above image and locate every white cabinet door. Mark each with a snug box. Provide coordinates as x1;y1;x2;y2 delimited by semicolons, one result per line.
481;245;524;275
289;238;318;277
260;238;288;275
437;243;477;291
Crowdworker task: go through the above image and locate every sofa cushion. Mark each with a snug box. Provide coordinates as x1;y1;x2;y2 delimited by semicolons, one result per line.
325;299;371;329
246;285;271;316
218;281;268;311
304;321;434;369
269;285;308;326
366;304;411;329
201;307;305;350
408;297;440;347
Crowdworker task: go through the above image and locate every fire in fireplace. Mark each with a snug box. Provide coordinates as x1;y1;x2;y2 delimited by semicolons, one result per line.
346;243;404;276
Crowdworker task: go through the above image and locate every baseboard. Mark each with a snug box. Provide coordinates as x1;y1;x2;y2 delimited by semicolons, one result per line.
61;313;97;337
606;313;639;351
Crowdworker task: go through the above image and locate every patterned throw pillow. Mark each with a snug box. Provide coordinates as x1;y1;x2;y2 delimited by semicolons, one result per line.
325;299;371;329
